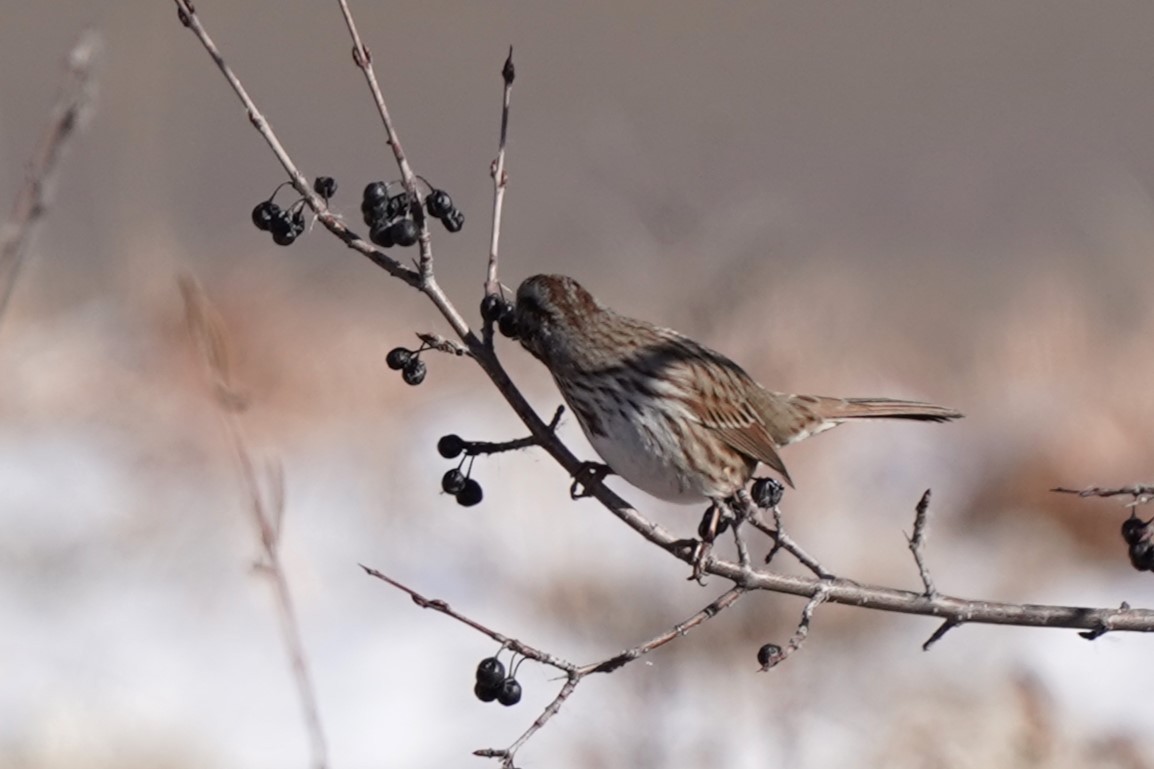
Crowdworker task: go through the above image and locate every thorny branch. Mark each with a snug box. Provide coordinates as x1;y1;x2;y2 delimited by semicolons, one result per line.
172;3;1154;765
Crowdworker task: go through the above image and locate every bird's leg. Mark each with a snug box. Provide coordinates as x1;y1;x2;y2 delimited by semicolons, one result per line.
569;461;614;500
685;500;732;583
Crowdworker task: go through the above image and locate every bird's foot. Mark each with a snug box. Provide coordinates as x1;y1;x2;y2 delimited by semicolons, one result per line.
569;461;614;500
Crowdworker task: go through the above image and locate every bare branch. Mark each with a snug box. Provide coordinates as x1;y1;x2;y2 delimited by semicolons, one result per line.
0;29;101;326
485;46;515;296
581;587;745;674
359;565;579;672
475;677;578;769
182;276;329;769
1053;485;1154;506
171;0;420;288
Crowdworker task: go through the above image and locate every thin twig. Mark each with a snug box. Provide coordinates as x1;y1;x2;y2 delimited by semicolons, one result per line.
759;586;830;670
732;517;753;571
0;29;101;327
1053;485;1154;506
172;0;421;287
455;406;565;457
182;277;329;769
580;587;745;674
359;565;579;672
475;676;579;769
735;490;833;579
363;562;743;768
485;47;515;296
907;489;937;597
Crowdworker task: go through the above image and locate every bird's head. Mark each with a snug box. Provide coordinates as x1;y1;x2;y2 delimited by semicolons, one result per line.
514;274;602;368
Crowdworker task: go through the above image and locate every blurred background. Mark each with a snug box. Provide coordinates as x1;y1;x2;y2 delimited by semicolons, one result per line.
3;2;1154;767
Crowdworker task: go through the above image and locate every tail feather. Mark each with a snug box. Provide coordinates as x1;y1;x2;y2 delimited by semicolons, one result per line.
812;396;963;423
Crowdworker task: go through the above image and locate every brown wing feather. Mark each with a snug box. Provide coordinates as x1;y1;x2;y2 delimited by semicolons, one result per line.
664;339;796;487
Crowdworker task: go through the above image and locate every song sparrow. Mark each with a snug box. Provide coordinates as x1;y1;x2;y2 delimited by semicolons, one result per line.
514;274;962;504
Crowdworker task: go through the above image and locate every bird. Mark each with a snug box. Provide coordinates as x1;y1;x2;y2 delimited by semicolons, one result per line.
513;274;961;504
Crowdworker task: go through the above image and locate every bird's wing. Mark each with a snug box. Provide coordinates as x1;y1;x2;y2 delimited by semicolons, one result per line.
659;339;795;487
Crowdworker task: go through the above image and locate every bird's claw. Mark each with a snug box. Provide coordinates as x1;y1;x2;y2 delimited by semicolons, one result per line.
569;461;613;499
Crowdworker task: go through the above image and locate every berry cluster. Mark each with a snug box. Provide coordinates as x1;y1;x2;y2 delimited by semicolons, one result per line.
480;294;519;339
473;654;522;707
250;177;337;246
361;178;463;249
1122;514;1154;571
438;434;483;507
386;344;428;386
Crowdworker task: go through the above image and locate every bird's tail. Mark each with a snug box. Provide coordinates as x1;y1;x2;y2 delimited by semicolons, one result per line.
810;396;963;424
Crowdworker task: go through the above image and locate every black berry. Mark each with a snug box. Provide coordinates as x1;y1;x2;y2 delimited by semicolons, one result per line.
1130;542;1154;571
438;434;466;459
751;478;784;509
363;181;389;205
456;478;483;507
757;643;782;669
497;309;519;339
475;657;506;688
386;347;412;370
385;193;412;221
389;218;419;248
441;208;465;233
480;294;505;323
426;189;453;219
362;199;388;227
402;357;427;386
270;214;300;246
497;678;522;707
442;469;467;495
370;221;396;248
313;176;337;200
1122;516;1148;546
251;200;279;231
474;680;501;703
